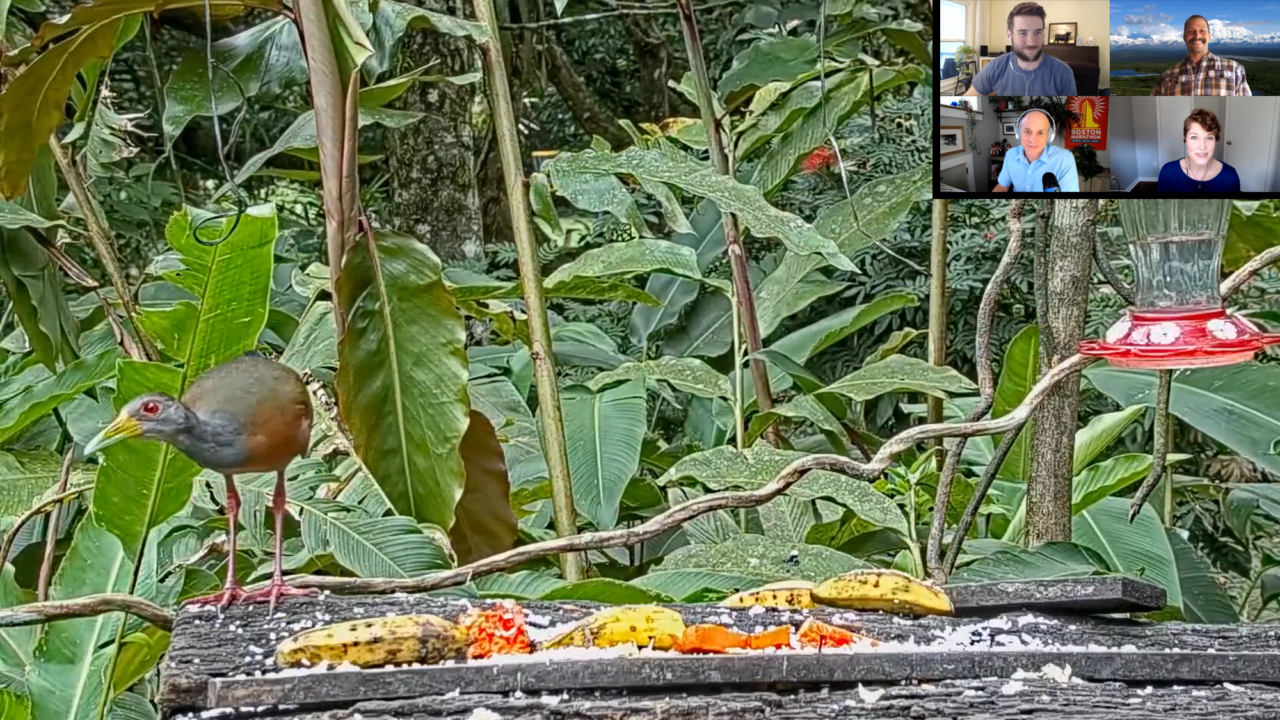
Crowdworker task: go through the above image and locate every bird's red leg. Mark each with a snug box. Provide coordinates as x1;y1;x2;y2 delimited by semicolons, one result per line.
187;475;248;610
237;469;316;612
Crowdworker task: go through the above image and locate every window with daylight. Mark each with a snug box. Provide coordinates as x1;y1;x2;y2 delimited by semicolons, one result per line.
940;0;967;81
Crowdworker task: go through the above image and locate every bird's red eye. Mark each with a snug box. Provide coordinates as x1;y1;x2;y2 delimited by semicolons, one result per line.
141;401;161;416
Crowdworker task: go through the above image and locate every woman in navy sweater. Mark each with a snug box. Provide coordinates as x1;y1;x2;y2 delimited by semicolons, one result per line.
1158;109;1241;192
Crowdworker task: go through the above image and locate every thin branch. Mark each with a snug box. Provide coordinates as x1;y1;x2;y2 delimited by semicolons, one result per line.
942;418;1027;577
926;199;1027;583
0;593;173;632
1221;244;1280;299
48;135;159;363
247;351;1097;596
0;486;91;565
1128;369;1172;522
37;447;76;601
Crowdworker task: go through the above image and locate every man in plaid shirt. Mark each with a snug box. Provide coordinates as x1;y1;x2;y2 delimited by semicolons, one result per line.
1150;15;1252;96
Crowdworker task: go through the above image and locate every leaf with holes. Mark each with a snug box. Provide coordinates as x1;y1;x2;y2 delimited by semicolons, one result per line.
817;353;976;403
588;356;730;399
659;534;870;583
337;230;470;531
813;162;930;254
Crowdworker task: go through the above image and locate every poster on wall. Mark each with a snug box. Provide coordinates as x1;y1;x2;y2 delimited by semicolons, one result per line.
1065;96;1108;150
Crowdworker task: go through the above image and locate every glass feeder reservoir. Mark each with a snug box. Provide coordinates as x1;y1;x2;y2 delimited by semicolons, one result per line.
1079;199;1280;369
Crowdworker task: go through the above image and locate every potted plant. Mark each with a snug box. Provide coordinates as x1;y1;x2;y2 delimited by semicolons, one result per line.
1069;144;1105;182
954;44;978;85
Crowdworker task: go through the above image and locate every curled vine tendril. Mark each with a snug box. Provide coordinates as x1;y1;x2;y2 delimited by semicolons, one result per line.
190;0;250;246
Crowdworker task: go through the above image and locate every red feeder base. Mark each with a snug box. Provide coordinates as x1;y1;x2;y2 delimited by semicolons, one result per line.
1078;307;1280;370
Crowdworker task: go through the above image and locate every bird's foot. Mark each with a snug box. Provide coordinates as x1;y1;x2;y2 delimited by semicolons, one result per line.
185;585;249;613
237;581;318;614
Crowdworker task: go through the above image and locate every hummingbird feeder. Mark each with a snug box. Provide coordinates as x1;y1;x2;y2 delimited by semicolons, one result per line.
1078;199;1280;369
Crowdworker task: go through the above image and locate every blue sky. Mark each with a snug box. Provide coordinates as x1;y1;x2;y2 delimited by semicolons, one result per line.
1111;1;1280;43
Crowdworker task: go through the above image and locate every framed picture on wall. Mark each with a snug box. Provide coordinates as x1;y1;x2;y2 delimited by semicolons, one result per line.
1048;22;1076;45
939;126;965;156
1003;122;1017;135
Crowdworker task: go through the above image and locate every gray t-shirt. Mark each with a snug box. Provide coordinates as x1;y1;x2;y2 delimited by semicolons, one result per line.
971;53;1077;95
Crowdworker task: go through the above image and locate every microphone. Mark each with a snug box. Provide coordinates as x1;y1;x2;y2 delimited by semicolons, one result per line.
1042;172;1061;192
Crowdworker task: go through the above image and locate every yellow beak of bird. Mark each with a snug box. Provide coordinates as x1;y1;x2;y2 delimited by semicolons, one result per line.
83;412;145;456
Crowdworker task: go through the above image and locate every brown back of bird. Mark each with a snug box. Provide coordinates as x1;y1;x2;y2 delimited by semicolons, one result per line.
183;355;314;474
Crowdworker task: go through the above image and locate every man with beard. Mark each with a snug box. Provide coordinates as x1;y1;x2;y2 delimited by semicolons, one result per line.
993;108;1080;192
963;2;1076;96
1150;15;1251;95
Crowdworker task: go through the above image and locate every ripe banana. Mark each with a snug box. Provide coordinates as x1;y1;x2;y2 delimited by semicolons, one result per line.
720;580;816;609
275;614;469;669
541;605;686;650
812;569;953;616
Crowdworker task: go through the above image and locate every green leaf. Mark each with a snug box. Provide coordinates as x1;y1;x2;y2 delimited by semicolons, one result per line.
216;107;423;196
0;690;29;720
551;322;634;369
0;19;127;198
754;252;848;337
0;348;119;444
950;542;1107;583
758;494;816;542
749;64;925;197
1072;497;1182;611
0;451;95;520
769;291;918;365
280;300;337;374
540;578;676;605
639;178;693;235
864;328;924;366
0;229;80;370
364;0;489;81
813;162;930;254
110;627;168;697
1225;200;1280;272
559;380;647;530
717;37;818;107
528;173;563;244
332;515;450;577
630;569;776;602
658;445;907;534
658;534;870;583
0;198;67;231
736;74;839;160
745;394;847;451
1167;528;1238;624
546;146;855;271
630;200;724;347
1072;406;1146;475
659;290;733;358
162;17;308;142
95;205;277;563
0;564;35;674
992;324;1038;481
817;353;976;403
448;411;517;565
26;517;131;720
588;356;730;399
337;230;470;530
473;571;566;600
1084;361;1280;476
544;239;712;295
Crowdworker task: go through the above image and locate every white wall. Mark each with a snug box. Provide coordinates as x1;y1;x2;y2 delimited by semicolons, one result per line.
981;0;1110;90
1108;97;1139;190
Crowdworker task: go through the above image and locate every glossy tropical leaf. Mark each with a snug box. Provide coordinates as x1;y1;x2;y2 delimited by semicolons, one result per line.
1072;497;1182;611
545;145;854;271
818;353;976;403
449;411;517;565
25;518;131;720
473;571;566;599
541;578;676;604
558;379;647;530
769;291;918;365
745;394;846;451
279;300;337;374
992;324;1038;481
716;36;818;107
950;541;1107;583
864;328;924;366
749;64;925;196
736;73;840;160
363;0;489;80
337;230;470;531
659;533;870;583
812;162;930;252
630;200;725;347
0;348;118;443
639;178;694;234
1224;200;1280;272
528;173;564;243
1072;406;1145;474
162;16;307;142
0;18;124;198
758;494;816;542
95;205;277;564
0;564;34;679
0;451;96;521
0;229;80;370
659;290;733;358
109;627;169;697
1167;528;1238;624
666;485;741;545
329;515;451;577
544;239;711;295
588;356;730;399
631;569;776;601
1084;361;1280;476
0;198;66;230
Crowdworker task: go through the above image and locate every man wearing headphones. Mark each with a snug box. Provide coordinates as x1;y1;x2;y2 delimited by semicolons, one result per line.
963;2;1076;96
993;108;1080;192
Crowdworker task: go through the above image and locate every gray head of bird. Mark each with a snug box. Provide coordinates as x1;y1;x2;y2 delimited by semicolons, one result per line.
83;393;199;456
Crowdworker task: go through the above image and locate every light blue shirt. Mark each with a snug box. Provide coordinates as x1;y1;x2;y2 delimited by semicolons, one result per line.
998;145;1080;192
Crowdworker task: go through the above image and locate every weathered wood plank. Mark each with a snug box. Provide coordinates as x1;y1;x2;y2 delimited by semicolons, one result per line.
168;679;1280;719
945;577;1166;615
159;594;1280;713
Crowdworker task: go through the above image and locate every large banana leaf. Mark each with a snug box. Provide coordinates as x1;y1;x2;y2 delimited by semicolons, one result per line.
0;348;118;443
1167;528;1238;624
629;199;724;348
558;379;647;530
991;324;1038;481
0;229;80;370
25;517;131;720
93;204;278;562
336;230;470;531
1072;497;1182;612
1084;361;1280;476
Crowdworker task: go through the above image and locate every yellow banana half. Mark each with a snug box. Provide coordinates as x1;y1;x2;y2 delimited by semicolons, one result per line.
720;580;816;609
813;569;953;616
540;605;686;650
275;614;469;669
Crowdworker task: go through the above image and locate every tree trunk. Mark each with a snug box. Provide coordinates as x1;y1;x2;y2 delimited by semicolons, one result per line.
620;14;674;122
388;0;485;265
1026;200;1097;545
542;37;629;148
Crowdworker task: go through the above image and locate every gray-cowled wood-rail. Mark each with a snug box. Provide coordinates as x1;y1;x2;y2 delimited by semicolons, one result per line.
84;353;316;612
